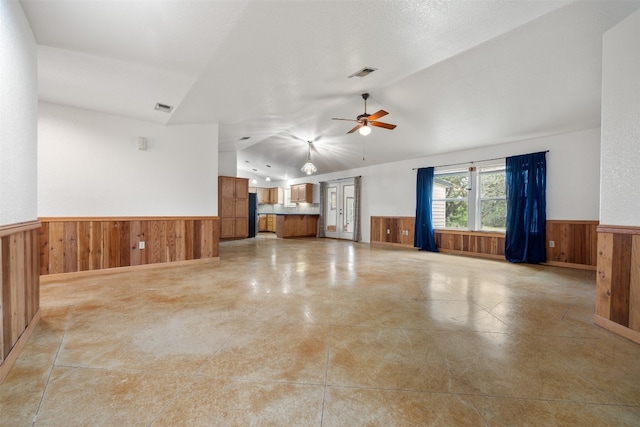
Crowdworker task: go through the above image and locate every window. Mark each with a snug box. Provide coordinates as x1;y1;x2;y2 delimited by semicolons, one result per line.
478;166;506;231
432;170;468;229
432;164;506;232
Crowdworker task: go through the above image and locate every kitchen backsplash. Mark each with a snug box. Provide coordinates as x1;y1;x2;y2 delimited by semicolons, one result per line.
258;203;320;215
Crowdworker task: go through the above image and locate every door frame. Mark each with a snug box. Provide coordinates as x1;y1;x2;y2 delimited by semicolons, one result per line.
324;179;355;240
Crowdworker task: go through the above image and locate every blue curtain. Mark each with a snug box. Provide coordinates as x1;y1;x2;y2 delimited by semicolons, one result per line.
505;152;547;263
414;167;438;252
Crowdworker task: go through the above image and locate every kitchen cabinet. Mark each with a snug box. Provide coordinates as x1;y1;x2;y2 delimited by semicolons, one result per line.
257;187;281;204
258;214;276;232
267;214;276;232
258;214;268;232
275;214;319;238
257;188;270;204
290;183;313;203
218;176;249;239
269;187;280;204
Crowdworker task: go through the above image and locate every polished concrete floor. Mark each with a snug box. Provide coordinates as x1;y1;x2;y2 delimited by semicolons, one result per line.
2;234;640;426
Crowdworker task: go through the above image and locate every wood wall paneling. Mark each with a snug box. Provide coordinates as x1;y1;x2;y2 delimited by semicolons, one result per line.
546;221;598;267
0;221;41;381
595;226;640;342
370;217;595;268
610;233;632;326
38;217;219;275
596;231;613;319
370;217;414;248
630;235;640;331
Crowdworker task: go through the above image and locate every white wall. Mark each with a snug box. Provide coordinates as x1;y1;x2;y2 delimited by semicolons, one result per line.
279;128;601;242
218;151;237;177
38;102;219;217
601;9;640;227
0;1;38;226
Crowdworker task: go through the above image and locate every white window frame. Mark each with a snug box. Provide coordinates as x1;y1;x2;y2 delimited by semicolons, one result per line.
476;165;507;231
433;161;505;232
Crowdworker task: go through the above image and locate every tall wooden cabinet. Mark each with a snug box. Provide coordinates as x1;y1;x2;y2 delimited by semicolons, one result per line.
218;176;249;239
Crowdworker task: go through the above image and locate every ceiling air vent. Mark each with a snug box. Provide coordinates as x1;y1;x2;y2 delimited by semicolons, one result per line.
348;67;377;79
154;103;173;113
239;136;251;140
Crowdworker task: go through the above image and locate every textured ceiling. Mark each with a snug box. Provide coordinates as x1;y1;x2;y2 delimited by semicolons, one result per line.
20;0;640;182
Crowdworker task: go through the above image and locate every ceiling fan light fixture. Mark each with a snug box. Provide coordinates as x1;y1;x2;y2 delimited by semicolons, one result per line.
300;141;317;175
359;124;372;136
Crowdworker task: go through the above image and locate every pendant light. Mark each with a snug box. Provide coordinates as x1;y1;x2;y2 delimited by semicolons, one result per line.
359;123;371;135
300;141;317;175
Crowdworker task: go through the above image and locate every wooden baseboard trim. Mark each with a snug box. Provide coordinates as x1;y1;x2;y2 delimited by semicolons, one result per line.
593;314;640;345
370;242;415;250
40;257;220;282
543;261;597;271
0;309;41;384
436;249;506;261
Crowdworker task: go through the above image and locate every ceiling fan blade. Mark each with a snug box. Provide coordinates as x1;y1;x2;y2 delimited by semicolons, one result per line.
332;118;359;122
370;121;397;130
347;124;363;134
367;110;388;121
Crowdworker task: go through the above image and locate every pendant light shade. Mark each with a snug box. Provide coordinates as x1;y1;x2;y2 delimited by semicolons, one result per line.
300;141;317;175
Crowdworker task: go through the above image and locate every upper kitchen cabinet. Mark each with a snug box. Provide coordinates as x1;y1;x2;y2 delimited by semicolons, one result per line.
290;183;313;203
218;176;249;239
257;187;270;204
257;187;282;204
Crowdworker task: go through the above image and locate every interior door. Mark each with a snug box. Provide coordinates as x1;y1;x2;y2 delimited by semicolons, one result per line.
324;179;355;240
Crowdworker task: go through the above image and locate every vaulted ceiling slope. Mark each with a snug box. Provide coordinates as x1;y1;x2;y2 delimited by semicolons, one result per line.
21;0;640;180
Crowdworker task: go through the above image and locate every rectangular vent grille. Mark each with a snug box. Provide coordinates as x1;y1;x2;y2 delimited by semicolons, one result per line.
154;103;173;113
348;67;377;79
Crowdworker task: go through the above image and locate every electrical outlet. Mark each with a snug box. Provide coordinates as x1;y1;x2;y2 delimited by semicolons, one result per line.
386;229;390;234
139;241;145;249
549;241;555;248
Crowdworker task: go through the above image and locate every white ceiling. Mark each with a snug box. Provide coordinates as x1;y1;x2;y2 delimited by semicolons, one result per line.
20;0;640;182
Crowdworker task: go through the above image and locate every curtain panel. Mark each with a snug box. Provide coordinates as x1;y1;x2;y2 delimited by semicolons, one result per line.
317;181;327;238
414;167;438;252
353;176;362;242
505;151;547;263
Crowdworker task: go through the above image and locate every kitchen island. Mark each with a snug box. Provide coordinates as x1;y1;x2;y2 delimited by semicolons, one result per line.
275;214;319;238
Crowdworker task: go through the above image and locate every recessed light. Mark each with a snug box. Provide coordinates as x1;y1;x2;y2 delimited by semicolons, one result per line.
266;165;271;168
245;160;250;163
348;67;377;79
252;168;258;171
154;103;173;113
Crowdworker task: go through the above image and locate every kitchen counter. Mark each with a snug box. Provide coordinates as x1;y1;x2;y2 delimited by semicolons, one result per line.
275;214;319;238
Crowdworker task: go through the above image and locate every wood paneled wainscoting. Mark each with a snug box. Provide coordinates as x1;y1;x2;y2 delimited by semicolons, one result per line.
370;217;598;270
435;230;505;260
546;220;598;270
595;225;640;344
39;217;220;275
1;220;41;382
370;217;415;247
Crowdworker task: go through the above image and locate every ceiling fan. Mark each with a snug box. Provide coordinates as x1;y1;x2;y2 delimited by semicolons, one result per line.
332;93;397;135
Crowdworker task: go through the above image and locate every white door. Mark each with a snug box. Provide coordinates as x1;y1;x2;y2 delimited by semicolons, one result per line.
324;179;355;240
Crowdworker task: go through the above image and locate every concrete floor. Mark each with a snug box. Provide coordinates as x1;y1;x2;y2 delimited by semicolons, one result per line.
2;234;640;426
